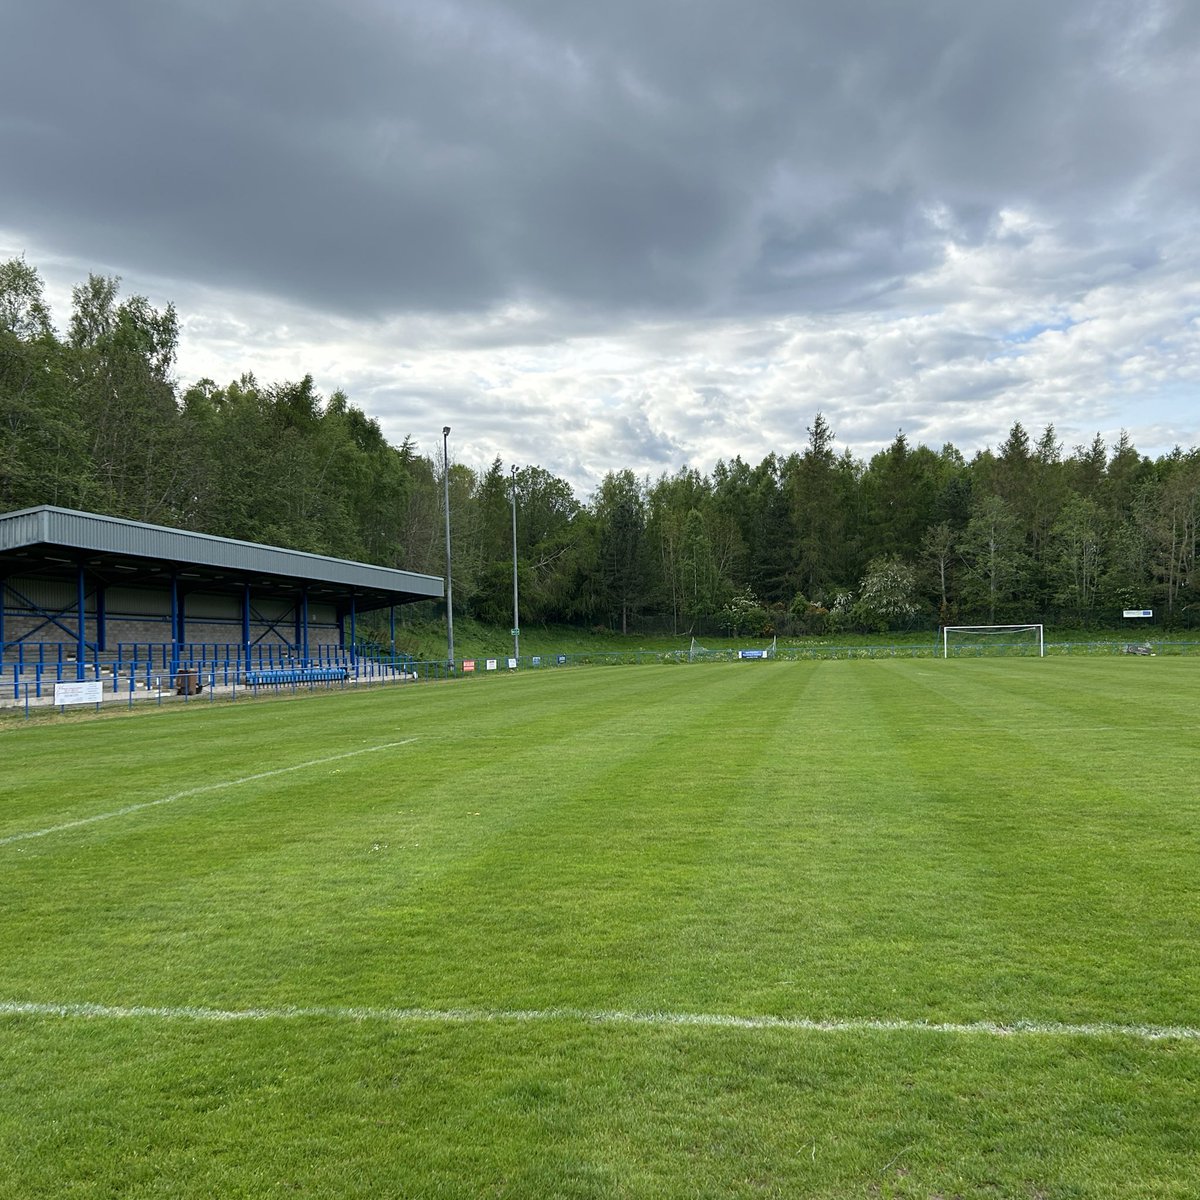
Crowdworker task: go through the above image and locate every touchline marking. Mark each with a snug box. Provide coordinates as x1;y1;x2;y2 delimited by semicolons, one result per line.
0;740;419;846
1;1000;1197;1043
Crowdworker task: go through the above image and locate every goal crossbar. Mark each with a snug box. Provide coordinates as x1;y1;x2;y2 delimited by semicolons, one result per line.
943;624;1044;658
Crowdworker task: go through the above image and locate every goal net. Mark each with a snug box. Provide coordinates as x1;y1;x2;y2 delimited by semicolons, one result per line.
942;624;1044;658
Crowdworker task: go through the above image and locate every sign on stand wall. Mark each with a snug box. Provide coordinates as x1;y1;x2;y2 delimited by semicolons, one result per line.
53;681;104;707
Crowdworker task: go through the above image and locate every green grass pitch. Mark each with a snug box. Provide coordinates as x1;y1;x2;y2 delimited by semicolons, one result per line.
2;658;1198;1198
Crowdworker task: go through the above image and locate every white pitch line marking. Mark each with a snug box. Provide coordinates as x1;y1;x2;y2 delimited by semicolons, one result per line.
0;739;419;846
1;1000;1197;1042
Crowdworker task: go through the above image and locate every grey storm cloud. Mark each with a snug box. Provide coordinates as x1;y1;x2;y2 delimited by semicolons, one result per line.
4;0;1199;491
4;0;1197;321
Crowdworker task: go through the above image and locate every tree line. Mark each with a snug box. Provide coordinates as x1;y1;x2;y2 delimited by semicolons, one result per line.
2;259;1197;635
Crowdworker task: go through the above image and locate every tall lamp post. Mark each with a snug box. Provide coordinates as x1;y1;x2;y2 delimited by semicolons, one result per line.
510;464;520;664
442;426;455;672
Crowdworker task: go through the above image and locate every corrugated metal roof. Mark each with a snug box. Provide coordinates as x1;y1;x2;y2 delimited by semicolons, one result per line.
0;506;443;606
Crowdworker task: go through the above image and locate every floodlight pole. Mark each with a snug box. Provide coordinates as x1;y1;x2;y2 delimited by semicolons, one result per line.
510;464;520;664
442;426;455;672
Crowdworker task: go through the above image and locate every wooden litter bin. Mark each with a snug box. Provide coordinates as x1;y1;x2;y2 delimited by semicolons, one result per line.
175;668;202;695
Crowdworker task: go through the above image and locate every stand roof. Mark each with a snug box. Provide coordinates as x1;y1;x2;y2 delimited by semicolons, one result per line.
0;506;443;613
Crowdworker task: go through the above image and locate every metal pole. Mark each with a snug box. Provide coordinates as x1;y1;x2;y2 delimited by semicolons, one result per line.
76;563;87;680
511;464;520;663
170;571;180;684
300;586;310;665
442;426;455;671
242;583;251;670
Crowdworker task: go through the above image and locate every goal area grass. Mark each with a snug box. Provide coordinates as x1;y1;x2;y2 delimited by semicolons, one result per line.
2;657;1198;1198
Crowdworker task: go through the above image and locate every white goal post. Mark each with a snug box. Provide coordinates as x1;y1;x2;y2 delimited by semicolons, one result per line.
942;624;1044;658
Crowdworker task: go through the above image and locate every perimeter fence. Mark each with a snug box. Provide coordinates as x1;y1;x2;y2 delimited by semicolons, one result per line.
3;637;1197;719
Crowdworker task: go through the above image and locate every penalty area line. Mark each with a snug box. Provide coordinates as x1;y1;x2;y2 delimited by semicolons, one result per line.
1;1000;1198;1043
0;739;419;846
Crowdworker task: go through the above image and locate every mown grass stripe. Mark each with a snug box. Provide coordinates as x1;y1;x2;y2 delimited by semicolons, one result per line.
0;738;418;846
3;998;1198;1042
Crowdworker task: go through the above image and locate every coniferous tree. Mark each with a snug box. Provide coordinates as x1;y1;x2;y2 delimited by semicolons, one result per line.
788;413;843;598
593;469;647;633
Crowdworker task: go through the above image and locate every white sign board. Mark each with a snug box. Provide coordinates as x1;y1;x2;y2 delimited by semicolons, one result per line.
507;657;517;669
485;658;497;671
54;681;104;706
1123;609;1153;618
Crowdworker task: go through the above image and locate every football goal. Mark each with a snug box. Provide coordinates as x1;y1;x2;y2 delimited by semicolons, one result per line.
942;624;1044;658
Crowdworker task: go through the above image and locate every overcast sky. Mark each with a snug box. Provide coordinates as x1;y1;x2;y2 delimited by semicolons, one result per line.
2;0;1198;494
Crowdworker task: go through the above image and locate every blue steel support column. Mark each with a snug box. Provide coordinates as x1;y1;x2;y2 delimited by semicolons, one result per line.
349;597;357;665
96;585;107;653
301;587;310;665
390;605;396;655
0;576;6;657
170;573;180;680
76;563;86;680
242;583;251;669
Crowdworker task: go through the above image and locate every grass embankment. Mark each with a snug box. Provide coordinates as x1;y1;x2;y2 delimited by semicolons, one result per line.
385;614;1196;663
381;614;694;661
2;658;1198;1196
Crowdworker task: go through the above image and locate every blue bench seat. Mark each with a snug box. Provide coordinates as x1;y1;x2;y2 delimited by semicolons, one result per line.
244;666;349;686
